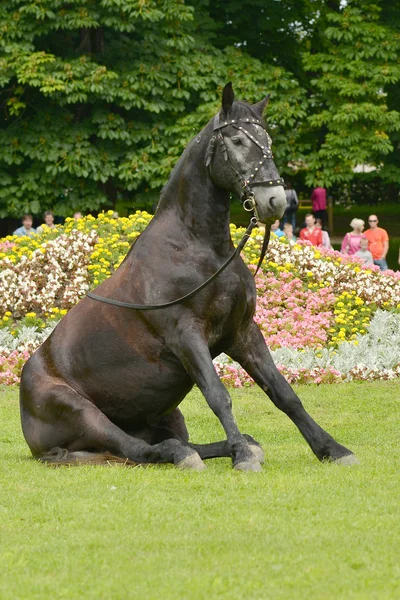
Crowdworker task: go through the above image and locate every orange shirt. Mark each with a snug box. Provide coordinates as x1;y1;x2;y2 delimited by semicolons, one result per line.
364;227;389;259
300;227;323;247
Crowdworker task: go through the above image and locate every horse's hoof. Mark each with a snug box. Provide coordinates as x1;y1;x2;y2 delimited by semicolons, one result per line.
249;443;265;464
177;453;206;471
332;453;359;466
234;460;263;472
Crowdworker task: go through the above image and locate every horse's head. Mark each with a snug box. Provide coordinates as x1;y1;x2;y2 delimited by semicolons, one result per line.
206;83;287;224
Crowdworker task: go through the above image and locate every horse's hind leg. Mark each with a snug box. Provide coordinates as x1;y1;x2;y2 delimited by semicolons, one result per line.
20;383;205;470
230;323;357;464
190;435;265;463
149;410;264;462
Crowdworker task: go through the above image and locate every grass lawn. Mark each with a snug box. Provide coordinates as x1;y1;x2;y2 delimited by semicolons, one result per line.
1;383;400;599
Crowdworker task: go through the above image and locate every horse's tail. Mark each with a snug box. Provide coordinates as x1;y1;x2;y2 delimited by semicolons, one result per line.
37;447;139;467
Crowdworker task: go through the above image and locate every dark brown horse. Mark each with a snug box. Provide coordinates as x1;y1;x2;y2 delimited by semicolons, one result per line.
20;84;357;470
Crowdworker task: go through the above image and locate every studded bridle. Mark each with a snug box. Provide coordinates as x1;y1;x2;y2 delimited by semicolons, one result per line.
87;114;282;310
207;114;284;214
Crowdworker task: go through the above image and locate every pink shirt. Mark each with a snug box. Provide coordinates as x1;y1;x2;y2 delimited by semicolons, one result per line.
311;188;327;211
341;233;364;256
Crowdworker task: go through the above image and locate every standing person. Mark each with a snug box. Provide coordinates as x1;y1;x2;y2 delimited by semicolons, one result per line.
13;214;36;237
73;211;82;220
311;186;328;227
340;218;365;256
300;213;323;247
315;218;332;250
354;237;374;266
364;215;389;271
281;182;299;230
37;210;56;234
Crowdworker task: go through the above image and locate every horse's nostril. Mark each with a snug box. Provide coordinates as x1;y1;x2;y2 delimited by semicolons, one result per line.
269;197;276;210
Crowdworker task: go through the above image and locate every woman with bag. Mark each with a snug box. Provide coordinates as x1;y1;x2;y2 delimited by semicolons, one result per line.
340;218;365;256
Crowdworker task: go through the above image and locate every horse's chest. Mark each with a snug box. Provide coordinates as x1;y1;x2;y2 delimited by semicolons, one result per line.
205;272;256;341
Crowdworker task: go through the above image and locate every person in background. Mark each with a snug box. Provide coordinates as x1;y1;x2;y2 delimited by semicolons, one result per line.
300;213;323;247
13;214;36;237
73;211;82;220
340;218;365;256
354;237;374;266
37;210;56;234
364;215;389;271
270;219;285;238
311;186;328;227
315;217;332;250
283;222;296;243
281;182;299;230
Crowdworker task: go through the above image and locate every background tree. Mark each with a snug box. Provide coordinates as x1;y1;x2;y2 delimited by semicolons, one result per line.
302;0;400;188
0;0;305;217
0;0;399;219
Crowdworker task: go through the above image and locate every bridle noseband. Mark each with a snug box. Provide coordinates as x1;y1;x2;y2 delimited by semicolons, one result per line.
87;114;283;310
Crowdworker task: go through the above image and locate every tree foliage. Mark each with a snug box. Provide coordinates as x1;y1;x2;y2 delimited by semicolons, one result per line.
0;0;399;217
302;0;400;187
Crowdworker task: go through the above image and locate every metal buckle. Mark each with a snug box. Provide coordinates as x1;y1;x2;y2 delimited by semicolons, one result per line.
243;195;256;212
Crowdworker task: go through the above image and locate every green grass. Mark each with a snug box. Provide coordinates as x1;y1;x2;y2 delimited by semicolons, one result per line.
1;383;400;599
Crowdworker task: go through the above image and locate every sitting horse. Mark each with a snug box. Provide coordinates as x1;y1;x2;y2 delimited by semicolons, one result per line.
20;83;356;471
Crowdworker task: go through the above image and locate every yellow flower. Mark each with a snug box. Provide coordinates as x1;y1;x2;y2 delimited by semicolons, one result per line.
5;311;12;317
25;312;36;318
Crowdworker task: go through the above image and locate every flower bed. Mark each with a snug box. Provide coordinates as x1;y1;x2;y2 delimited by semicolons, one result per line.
1;211;400;386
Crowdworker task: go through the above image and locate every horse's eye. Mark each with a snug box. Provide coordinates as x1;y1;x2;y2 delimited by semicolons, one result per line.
231;136;242;145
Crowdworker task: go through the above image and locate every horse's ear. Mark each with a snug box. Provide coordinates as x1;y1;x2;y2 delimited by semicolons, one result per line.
253;94;270;116
221;82;234;115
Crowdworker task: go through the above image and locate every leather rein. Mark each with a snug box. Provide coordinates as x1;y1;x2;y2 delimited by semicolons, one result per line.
87;117;283;311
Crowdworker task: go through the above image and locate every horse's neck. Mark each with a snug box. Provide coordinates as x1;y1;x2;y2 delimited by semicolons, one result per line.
156;136;232;251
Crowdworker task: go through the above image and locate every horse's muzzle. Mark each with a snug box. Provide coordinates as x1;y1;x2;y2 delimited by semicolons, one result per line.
253;185;287;223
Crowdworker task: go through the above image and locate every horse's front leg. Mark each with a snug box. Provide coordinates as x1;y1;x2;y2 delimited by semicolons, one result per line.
171;332;262;471
230;322;357;464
